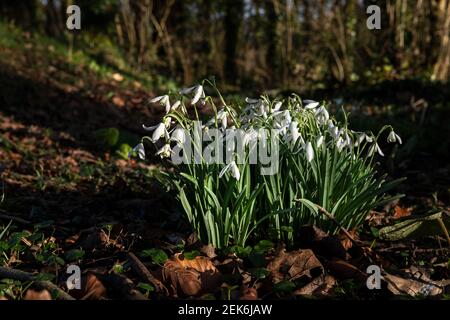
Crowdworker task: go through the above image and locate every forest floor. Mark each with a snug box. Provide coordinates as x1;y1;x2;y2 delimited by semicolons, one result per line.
0;23;449;300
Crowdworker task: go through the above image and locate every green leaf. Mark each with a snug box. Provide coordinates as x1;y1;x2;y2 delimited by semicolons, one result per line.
379;211;450;241
274;280;296;293
94;128;119;147
64;249;85;262
137;282;154;293
140;248;168;264
249;268;270;280
253;240;274;253
183;250;200;260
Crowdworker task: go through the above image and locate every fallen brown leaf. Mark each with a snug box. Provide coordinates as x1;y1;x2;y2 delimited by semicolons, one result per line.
325;259;366;280
112;96;125;108
294;274;336;297
393;205;412;219
69;273;108;300
24;289;52;300
340;229;357;251
385;273;442;296
267;249;323;283
240;287;258;300
161;253;222;297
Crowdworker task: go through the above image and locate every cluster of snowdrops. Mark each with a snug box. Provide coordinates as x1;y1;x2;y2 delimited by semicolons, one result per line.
130;81;404;248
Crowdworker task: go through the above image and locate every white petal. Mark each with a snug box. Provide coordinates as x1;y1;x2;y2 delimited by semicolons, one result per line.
191;85;204;105
395;133;402;145
230;161;240;181
179;85;197;94
245;97;260;104
171;100;181;110
152;123;166;142
387;131;396;143
317;135;324;148
306;141;314;162
142;123;159;131
130;143;145;160
376;143;384;156
304;100;319;109
149;95;167;103
272;101;282;112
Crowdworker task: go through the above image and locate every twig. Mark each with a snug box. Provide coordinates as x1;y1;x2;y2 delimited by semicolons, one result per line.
0;209;31;225
315;204;359;248
126;252;168;295
0;266;75;300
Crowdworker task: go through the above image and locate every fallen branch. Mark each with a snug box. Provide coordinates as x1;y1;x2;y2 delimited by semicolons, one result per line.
0;266;75;300
0;209;31;225
126;252;168;295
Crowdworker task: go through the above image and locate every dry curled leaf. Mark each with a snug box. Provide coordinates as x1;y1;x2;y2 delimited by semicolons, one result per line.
24;289;52;300
393;206;412;219
161;253;222;297
240;287;258;300
340;229;357;251
384;273;442;296
294;274;336;297
325;259;366;280
267;249;323;284
69;273;107;300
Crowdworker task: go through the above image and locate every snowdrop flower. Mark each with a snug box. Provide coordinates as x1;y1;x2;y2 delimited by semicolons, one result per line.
316;135;324;148
315;106;329;124
306;141;314;162
290;121;300;144
191;85;205;105
336;137;346;152
219;161;240;181
156;143;172;158
217;109;228;130
150;95;170;113
245;97;260;104
272;101;282;113
170;127;187;146
171;100;181;111
330;126;340;140
129;143;145;160
142;122;167;143
368;142;384;157
274;110;292;128
387;130;402;144
304;99;319;109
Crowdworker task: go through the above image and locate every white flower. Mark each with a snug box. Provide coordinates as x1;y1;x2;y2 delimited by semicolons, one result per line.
315;106;329;124
245;97;260;104
217;109;228;130
304;100;319;109
129;143;145;160
387;130;402;144
306;141;314;162
143;122;167;143
150;95;170;113
156;143;172;158
290;121;299;144
170;127;187;146
368;142;384;157
191;85;204;105
219;161;240;181
336;137;346;152
272;101;282;113
171;100;181;111
316;135;324;148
